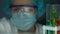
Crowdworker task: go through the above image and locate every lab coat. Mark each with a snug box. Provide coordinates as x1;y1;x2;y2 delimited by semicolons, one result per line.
0;17;18;34
0;17;43;34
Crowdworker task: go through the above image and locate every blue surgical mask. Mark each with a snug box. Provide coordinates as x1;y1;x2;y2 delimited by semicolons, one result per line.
10;7;36;31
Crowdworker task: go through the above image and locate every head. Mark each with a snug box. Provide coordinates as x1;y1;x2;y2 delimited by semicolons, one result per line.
10;0;45;31
10;0;37;31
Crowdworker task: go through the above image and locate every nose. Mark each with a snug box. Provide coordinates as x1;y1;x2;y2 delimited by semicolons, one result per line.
18;10;26;18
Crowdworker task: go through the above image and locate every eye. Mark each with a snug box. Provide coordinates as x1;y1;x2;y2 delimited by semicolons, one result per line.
14;8;18;11
12;8;19;13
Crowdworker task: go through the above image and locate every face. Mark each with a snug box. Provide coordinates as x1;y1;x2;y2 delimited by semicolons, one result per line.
10;0;37;31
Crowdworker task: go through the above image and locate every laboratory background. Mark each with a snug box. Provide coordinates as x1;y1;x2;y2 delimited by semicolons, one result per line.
0;0;60;34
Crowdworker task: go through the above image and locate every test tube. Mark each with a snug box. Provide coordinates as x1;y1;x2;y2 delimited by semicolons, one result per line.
56;4;60;34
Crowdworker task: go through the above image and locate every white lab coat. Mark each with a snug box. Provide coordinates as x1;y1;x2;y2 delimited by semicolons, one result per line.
0;17;18;34
0;17;43;34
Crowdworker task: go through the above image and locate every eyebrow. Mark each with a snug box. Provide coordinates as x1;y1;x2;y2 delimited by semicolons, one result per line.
10;5;37;8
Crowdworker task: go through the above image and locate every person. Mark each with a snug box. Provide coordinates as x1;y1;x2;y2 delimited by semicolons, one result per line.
10;0;37;34
0;0;45;34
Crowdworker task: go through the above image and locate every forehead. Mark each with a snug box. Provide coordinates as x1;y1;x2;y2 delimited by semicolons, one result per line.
13;0;34;6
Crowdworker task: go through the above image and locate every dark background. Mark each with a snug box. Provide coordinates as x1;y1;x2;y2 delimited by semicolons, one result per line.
45;0;60;4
